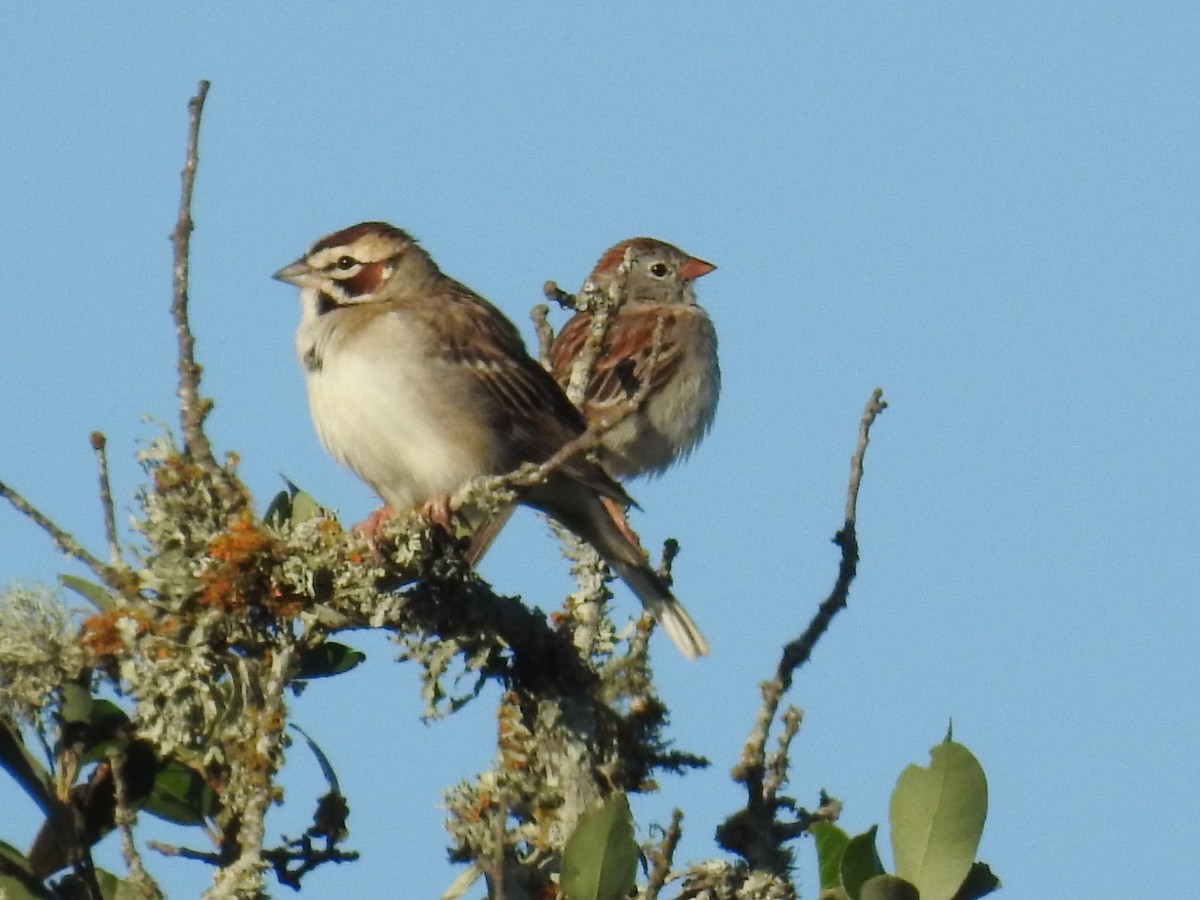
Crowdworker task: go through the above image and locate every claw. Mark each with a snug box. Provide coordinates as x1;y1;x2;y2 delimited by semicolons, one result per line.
419;495;454;531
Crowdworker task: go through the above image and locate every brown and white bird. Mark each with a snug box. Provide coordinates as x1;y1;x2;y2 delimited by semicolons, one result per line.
273;222;709;659
550;238;719;480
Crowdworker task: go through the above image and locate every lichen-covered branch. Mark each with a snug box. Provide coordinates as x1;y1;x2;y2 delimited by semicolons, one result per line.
530;302;555;368
641;809;684;899
0;81;895;900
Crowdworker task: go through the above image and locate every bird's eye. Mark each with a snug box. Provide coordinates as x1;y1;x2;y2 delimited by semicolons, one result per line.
335;255;359;271
649;262;670;278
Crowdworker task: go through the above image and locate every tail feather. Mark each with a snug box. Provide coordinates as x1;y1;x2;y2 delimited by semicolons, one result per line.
608;560;710;660
530;482;710;660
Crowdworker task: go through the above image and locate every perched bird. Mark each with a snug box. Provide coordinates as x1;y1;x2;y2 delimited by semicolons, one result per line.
273;222;708;659
550;238;719;480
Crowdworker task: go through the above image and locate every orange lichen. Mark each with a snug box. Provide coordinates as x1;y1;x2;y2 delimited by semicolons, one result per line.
198;517;305;618
152;455;207;493
79;608;149;660
198;518;279;612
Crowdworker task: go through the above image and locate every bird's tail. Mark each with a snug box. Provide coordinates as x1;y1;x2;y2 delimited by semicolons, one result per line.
533;484;710;660
607;557;710;660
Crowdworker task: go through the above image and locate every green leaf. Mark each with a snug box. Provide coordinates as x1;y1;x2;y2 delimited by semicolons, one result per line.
811;822;850;890
293;642;366;680
290;724;341;794
861;874;920;900
263;489;292;527
60;574;116;612
890;739;988;900
560;794;638;900
143;760;214;826
841;826;886;900
0;874;41;900
952;861;1002;900
264;481;326;527
0;840;34;877
60;869;144;900
290;490;322;524
0;714;55;816
59;689;134;764
59;683;95;725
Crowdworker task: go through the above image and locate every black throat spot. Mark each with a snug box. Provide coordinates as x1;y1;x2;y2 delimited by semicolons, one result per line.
316;291;342;316
303;346;322;372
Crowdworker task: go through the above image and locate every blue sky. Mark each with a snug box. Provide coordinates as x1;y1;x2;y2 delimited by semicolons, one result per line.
1;4;1196;897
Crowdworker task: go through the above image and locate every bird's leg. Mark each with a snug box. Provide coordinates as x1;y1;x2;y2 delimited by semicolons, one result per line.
419;494;454;531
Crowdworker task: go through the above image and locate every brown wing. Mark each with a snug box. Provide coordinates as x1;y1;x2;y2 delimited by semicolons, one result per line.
434;280;631;504
550;306;686;420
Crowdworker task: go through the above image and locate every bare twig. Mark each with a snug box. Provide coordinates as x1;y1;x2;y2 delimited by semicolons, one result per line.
542;279;576;310
530;303;555;369
90;432;123;569
171;80;218;475
845;387;886;524
721;389;887;873
776;387;887;688
656;538;680;587
0;479;112;585
642;809;684;898
147;842;221;865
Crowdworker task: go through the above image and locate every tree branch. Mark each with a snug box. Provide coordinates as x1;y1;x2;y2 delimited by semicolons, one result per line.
171;80;218;476
90;432;124;571
721;389;887;873
0;478;112;586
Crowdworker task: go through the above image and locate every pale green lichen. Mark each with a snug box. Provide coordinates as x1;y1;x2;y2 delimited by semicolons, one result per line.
676;862;797;899
0;584;87;728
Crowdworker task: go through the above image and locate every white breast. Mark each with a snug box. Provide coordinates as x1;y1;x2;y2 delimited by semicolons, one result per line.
297;307;494;511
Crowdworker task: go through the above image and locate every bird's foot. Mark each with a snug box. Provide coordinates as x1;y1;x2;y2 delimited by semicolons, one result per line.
419;495;454;531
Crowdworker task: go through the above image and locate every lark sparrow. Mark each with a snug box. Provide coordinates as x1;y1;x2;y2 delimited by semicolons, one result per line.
273;222;708;659
550;238;719;480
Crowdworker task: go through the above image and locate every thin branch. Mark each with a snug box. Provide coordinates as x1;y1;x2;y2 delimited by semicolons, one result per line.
107;746;163;899
846;387;886;524
500;316;666;494
776;387;887;690
642;809;683;899
762;706;801;802
90;432;123;569
530;303;555;369
656;538;680;587
562;250;633;407
146;842;221;866
0;479;112;585
542;279;576;311
722;389;887;872
171;80;218;475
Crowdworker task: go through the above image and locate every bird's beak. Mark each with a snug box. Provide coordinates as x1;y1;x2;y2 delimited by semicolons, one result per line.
680;257;717;282
273;259;312;287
